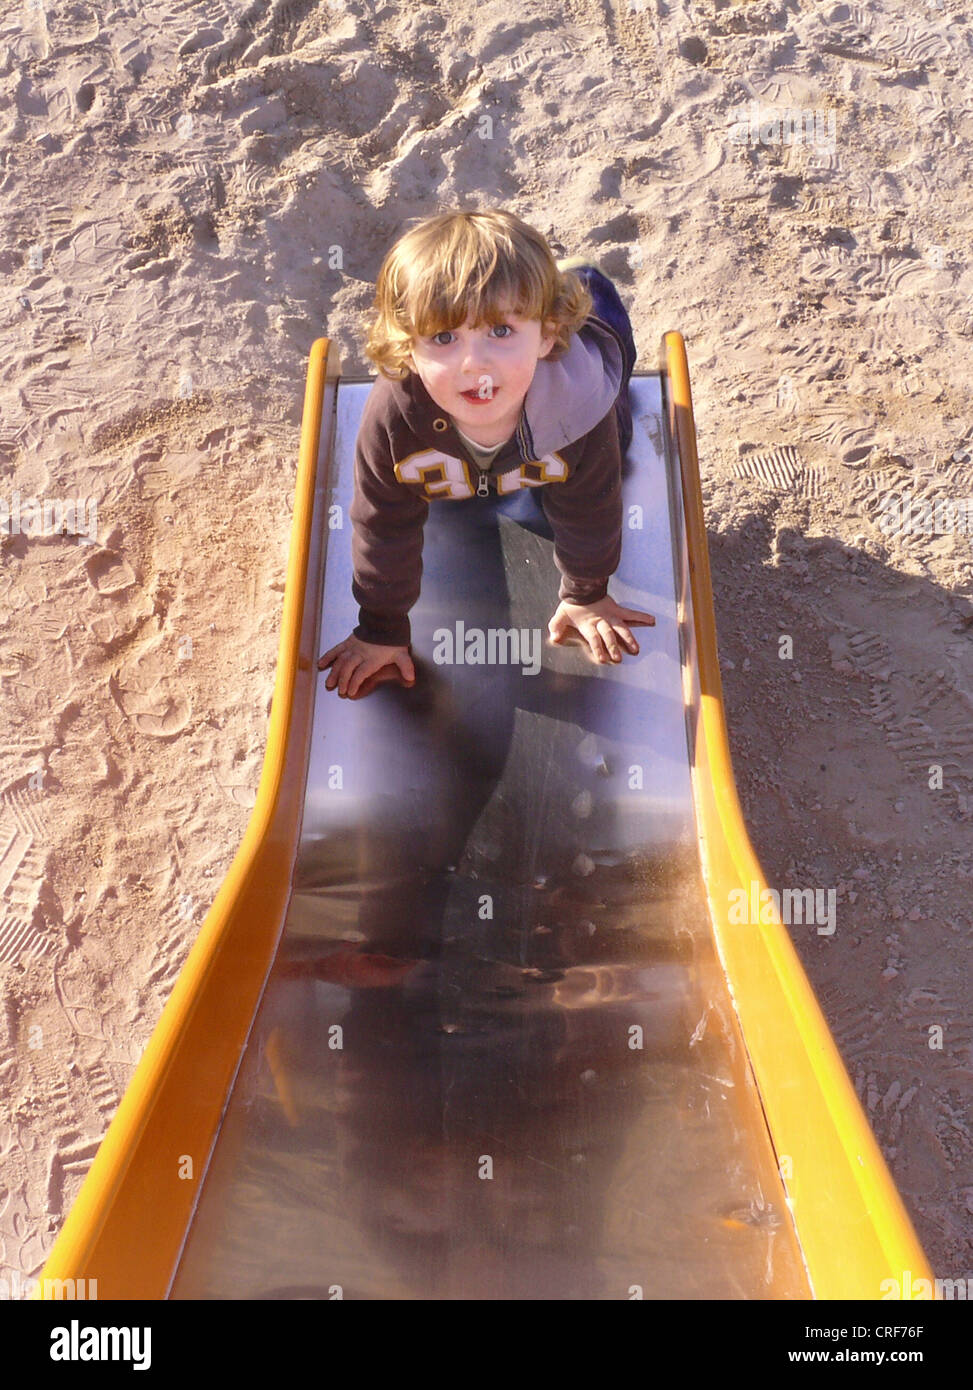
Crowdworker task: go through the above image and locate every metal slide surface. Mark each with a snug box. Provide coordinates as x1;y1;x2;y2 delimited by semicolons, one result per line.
167;372;809;1299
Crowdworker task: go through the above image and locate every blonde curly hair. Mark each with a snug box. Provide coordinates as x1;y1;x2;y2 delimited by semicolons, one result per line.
363;207;593;381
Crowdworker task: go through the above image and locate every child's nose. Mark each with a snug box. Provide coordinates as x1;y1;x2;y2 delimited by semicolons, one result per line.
461;348;489;374
461;355;496;391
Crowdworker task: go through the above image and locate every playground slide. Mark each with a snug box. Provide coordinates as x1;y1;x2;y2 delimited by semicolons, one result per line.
35;333;933;1299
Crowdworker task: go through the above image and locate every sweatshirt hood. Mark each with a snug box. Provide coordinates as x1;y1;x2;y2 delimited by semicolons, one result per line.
521;313;624;457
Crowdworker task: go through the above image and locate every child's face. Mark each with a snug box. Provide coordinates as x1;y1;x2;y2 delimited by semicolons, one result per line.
406;301;556;440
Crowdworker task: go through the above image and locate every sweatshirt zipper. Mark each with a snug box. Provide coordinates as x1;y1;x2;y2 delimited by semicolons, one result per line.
476;472;490;497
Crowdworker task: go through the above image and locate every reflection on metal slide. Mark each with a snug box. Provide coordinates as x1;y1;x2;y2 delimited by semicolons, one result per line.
37;335;933;1300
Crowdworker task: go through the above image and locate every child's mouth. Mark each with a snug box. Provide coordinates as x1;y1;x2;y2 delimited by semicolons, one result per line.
461;388;498;404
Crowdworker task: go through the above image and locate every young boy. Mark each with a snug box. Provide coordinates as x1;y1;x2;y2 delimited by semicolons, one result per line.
318;208;655;699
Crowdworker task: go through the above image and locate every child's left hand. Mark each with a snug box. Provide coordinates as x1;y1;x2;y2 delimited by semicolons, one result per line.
548;596;655;664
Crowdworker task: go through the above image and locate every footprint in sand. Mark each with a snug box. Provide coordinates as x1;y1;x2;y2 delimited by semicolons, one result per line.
108;629;192;739
85;1061;120;1119
0;787;56;966
84;549;136;595
800;399;879;465
731;444;825;499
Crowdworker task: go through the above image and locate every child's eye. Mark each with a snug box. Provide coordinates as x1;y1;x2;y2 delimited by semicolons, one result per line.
430;324;513;346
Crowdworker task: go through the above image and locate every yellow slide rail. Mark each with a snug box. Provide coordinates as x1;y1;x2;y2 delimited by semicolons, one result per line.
34;338;340;1299
662;329;934;1299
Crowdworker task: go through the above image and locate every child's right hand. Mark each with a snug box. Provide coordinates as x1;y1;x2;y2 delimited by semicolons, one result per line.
317;634;416;699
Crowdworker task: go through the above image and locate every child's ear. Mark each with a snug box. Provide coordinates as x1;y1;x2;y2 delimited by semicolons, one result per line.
538;321;558;358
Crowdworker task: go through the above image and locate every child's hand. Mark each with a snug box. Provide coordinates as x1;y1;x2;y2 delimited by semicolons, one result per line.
317;634;415;699
548;596;655;664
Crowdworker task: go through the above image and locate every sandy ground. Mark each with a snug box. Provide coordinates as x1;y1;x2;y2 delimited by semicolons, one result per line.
0;0;970;1292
